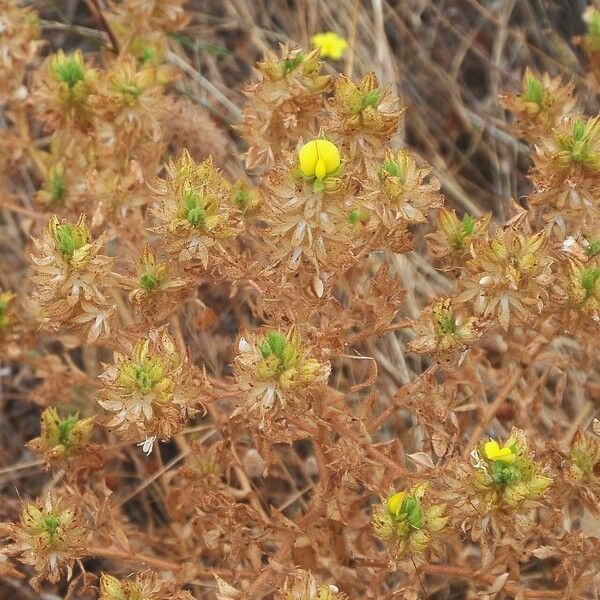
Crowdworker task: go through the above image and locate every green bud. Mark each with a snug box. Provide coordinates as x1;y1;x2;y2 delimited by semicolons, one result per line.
267;331;286;359
573;120;586;143
524;75;543;105
491;461;521;486
43;514;61;536
382;159;401;177
404;496;424;529
139;47;156;64
57;414;79;445
139;273;159;291
282;54;304;75
461;213;475;235
55;56;85;88
55;223;88;258
439;313;457;334
183;189;205;226
361;88;381;109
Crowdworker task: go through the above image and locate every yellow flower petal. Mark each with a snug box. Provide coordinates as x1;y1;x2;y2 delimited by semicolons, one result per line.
315;158;327;181
311;31;348;60
484;440;500;458
386;491;406;516
299;140;318;176
484;440;516;463
318;140;340;172
298;138;341;181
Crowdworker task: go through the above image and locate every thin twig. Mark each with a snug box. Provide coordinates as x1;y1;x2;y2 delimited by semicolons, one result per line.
421;563;580;599
345;0;360;78
87;547;182;572
84;0;120;54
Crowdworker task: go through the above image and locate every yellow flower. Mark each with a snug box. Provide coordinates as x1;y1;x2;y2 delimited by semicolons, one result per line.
386;491;406;517
484;440;516;463
299;138;341;181
310;31;348;60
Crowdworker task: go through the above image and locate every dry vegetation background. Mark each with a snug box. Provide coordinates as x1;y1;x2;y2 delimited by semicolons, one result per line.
3;0;600;599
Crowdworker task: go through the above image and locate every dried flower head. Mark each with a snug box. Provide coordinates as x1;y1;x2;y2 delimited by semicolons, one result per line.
30;214;116;342
500;69;576;141
426;208;491;260
1;496;87;585
27;407;95;465
0;0;42;100
372;483;447;561
239;45;332;170
471;429;552;509
151;150;239;266
277;569;346;600
110;0;191;35
35;161;67;206
234;328;330;421
124;245;189;321
568;430;600;483
530;116;600;232
98;331;200;443
330;73;403;156
361;149;442;251
99;571;194;600
582;7;600;50
0;289;27;359
34;49;97;129
91;54;166;145
560;258;600;322
230;180;261;214
407;297;479;358
456;229;553;329
262;140;357;271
